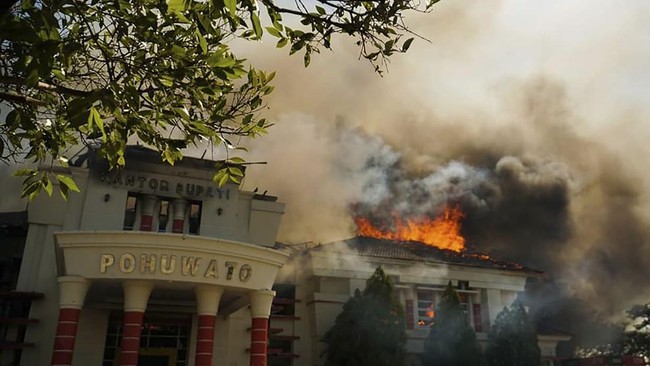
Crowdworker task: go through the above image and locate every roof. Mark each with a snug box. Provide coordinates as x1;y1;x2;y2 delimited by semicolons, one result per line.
314;236;542;274
72;145;237;173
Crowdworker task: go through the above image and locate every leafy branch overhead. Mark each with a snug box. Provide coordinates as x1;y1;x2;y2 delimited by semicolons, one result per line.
0;0;439;199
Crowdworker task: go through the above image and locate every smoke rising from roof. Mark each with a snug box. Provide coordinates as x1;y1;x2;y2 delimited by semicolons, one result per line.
240;0;650;335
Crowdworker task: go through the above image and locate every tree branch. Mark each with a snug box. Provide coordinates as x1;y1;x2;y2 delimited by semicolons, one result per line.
0;91;46;106
0;76;90;97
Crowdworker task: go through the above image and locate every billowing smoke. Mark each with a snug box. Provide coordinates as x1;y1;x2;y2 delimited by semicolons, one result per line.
236;0;650;352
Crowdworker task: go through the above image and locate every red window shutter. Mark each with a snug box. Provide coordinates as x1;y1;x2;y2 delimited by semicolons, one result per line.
472;304;482;332
405;299;415;329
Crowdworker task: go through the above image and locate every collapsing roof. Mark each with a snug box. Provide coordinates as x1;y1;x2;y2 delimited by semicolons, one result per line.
314;236;542;274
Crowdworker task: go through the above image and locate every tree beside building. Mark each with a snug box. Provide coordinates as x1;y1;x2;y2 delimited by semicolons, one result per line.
422;281;483;366
0;0;439;199
485;301;541;366
322;266;406;366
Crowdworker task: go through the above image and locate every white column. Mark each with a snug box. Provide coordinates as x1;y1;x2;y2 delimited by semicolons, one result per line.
171;199;189;234
139;195;159;231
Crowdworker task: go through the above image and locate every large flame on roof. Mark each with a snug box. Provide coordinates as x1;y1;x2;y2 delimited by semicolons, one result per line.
354;204;466;252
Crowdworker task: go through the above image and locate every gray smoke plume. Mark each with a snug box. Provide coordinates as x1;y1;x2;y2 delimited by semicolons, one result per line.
237;0;650;350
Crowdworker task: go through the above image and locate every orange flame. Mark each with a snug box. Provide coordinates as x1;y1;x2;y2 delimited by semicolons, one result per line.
354;204;466;252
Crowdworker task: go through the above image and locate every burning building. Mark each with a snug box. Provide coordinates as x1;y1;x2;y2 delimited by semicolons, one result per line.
0;146;569;366
269;206;570;366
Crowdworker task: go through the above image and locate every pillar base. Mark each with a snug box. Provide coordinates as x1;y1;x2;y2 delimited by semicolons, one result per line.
51;308;81;366
250;317;269;366
119;311;144;366
195;315;216;366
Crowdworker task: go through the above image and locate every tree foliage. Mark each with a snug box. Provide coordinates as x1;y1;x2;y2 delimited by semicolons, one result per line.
0;0;439;199
621;304;650;358
485;301;541;366
322;266;406;366
422;281;483;366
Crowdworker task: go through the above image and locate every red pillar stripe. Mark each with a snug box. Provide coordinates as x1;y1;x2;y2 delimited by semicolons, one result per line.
51;308;81;366
250;317;268;366
195;314;216;366
172;219;184;233
140;215;153;231
119;311;144;366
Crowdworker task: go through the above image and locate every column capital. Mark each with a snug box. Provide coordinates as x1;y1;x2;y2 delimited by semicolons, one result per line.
140;195;159;215
171;198;189;218
249;289;275;319
58;276;90;309
123;280;153;312
195;285;224;315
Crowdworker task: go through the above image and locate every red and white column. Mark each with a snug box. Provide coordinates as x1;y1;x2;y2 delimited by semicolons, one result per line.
51;276;90;366
139;195;159;231
171;199;188;234
194;285;224;366
119;281;153;366
249;290;275;366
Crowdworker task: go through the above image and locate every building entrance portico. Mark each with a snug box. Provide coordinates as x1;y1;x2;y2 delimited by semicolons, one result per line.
103;312;190;366
52;231;288;366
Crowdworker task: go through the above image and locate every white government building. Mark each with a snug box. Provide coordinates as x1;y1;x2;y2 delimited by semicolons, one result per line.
0;146;568;366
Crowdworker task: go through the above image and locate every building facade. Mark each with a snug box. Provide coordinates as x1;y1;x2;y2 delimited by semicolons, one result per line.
1;146;287;366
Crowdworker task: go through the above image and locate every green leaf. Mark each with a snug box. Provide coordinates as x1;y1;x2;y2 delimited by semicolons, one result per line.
23;179;41;200
196;30;208;54
174;107;190;121
229;156;245;164
265;27;281;38
315;5;326;15
88;106;105;138
13;169;36;177
213;169;226;183
224;0;237;17
56;174;80;193
304;51;311;67
25;69;39;87
59;183;70;200
228;166;244;177
167;0;185;13
402;37;414;52
276;38;288;48
218;170;229;187
160;76;174;87
251;12;262;39
207;53;237;68
171;45;187;58
43;177;53;196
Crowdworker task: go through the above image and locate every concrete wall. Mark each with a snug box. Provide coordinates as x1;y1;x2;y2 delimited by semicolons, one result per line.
220;307;252;366
72;309;109;366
